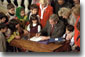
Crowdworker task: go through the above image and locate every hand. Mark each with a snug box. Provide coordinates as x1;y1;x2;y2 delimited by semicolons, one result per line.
36;33;41;37
41;36;50;41
24;30;29;35
66;34;72;40
15;36;20;39
72;45;77;51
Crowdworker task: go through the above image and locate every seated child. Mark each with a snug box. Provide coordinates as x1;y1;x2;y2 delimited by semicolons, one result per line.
0;12;8;24
62;25;74;46
0;23;7;52
6;3;16;21
27;15;41;34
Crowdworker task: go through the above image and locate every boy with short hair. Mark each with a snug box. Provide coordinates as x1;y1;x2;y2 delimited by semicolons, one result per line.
28;4;39;20
6;3;16;21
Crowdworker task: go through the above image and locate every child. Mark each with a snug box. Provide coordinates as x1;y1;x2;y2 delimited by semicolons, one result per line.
16;7;28;27
28;4;40;20
7;19;29;52
0;23;7;52
7;19;21;43
37;0;53;28
6;3;16;21
7;19;29;43
0;12;11;40
0;12;8;24
16;7;28;22
63;25;74;45
27;15;41;34
59;25;74;51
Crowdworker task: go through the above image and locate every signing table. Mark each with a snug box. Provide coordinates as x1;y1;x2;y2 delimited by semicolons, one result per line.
9;33;64;52
10;39;63;52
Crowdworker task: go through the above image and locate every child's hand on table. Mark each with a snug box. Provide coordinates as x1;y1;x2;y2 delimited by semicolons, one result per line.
15;36;20;39
36;33;41;37
66;34;72;40
24;30;29;35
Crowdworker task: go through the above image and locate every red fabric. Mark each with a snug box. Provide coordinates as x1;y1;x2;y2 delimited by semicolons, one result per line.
77;38;80;47
37;3;53;28
74;16;80;46
26;22;29;26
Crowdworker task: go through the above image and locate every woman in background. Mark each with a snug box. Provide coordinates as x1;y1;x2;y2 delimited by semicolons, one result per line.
37;0;53;28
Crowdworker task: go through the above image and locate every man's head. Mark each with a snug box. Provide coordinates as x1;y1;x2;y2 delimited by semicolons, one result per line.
7;3;15;14
49;14;59;25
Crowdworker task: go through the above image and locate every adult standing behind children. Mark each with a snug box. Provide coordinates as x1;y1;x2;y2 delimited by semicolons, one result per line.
37;0;53;28
54;0;72;15
72;5;80;51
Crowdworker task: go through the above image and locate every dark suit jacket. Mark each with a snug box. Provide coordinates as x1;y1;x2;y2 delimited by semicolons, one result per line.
40;20;65;38
54;2;72;14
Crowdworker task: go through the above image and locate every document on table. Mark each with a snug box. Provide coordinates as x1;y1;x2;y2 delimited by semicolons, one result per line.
29;36;43;42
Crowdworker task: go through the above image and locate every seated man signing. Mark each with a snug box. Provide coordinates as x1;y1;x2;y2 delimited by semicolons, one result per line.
36;14;65;40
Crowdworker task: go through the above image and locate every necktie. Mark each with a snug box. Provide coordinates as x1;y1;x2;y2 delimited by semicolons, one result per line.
50;25;54;36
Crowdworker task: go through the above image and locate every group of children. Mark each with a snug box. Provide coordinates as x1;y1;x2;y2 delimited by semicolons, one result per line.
0;0;80;52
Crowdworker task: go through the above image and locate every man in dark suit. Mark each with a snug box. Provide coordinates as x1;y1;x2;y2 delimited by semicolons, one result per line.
36;14;65;40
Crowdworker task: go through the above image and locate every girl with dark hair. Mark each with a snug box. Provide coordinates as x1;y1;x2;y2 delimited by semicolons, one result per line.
27;15;41;34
